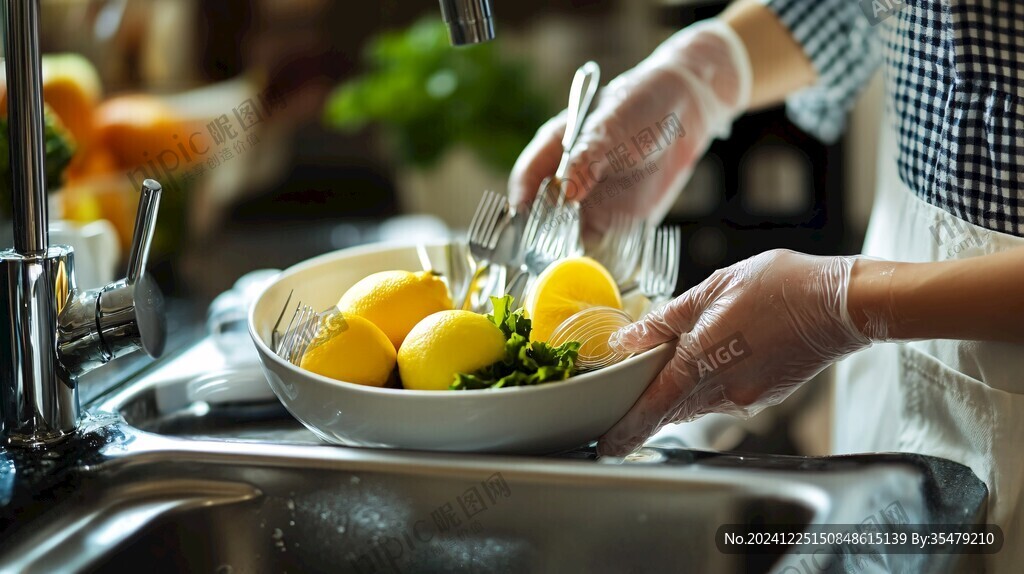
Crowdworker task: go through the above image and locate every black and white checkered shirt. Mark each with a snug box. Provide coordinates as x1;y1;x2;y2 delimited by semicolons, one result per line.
762;0;1024;237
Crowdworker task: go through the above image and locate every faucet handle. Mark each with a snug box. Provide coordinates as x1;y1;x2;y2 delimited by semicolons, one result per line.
126;179;161;285
94;179;166;361
98;178;166;359
57;179;167;377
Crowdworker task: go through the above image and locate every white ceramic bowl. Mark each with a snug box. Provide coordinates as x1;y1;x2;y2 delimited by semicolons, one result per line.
248;242;674;454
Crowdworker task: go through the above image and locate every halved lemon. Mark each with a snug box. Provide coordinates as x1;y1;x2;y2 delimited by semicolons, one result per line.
524;256;622;343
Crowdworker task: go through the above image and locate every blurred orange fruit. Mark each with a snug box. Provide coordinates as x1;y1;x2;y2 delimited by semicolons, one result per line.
0;53;102;146
64;146;119;184
92;94;203;171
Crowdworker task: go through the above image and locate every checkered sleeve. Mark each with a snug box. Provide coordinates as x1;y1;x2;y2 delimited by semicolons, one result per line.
760;0;882;143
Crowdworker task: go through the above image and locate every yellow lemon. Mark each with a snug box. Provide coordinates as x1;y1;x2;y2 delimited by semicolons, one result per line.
338;270;453;350
398;311;506;391
299;312;396;387
524;257;622;343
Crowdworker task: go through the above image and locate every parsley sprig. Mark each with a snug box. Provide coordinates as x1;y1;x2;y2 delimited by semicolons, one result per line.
451;296;581;390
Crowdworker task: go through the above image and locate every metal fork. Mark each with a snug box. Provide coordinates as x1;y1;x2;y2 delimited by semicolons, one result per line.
504;185;567;303
462;190;511;309
639;225;682;307
275;301;319;366
590;213;647;287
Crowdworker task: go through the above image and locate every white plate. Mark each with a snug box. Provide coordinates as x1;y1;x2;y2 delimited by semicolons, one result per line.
248;241;674;454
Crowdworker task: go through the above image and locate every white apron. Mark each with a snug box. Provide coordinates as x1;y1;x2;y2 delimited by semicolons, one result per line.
833;116;1024;572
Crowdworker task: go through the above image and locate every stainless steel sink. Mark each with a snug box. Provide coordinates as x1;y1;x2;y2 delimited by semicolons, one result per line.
4;437;826;573
0;342;989;574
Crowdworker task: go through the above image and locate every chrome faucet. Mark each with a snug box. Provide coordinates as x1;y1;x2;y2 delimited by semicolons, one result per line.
439;0;495;45
0;0;166;448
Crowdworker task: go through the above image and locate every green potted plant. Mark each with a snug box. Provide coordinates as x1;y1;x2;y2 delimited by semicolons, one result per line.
324;18;552;226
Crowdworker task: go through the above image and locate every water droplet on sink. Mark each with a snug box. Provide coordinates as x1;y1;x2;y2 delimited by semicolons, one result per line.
289;520;295;526
350;476;360;484
336;525;346;534
272;528;283;540
286;499;295;511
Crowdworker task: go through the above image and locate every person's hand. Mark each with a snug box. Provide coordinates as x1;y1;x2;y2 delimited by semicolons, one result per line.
508;19;751;237
598;250;883;456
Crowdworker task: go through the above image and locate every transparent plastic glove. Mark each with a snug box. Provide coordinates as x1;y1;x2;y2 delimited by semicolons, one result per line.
599;250;881;456
508;19;751;237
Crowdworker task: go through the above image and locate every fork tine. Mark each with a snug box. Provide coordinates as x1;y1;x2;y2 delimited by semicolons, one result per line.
484;192;509;250
464;190;514;311
617;217;646;283
539;217;562;258
636;225;681;301
640;225;656;293
661;228;673;294
297;307;318;362
283;310;301;362
598;213;622;270
283;304;305;362
482;192;500;246
479;191;500;239
273;300;329;366
473;193;492;243
470;190;509;251
598;213;625;258
276;301;303;356
520;205;540;250
292;305;316;364
650;229;664;295
467;199;485;246
667;226;681;295
482;193;500;237
655;226;679;297
470;191;499;243
522;190;552;250
660;228;672;292
272;290;294;349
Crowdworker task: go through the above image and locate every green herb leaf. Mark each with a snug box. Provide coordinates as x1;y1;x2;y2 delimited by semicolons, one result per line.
450;295;581;390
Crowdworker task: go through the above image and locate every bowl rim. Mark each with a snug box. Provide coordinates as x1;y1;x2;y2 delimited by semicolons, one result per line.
248;241;672;398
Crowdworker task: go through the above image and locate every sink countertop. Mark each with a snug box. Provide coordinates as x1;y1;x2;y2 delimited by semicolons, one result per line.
0;337;991;574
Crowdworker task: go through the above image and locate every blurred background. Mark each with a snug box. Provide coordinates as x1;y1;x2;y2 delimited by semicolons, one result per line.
0;0;885;455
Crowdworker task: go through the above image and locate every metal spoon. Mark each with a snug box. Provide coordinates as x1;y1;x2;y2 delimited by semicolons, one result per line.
541;61;601;201
538;61;601;253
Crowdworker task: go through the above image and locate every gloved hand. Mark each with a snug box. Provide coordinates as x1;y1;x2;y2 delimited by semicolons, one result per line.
598;250;893;456
508;19;751;237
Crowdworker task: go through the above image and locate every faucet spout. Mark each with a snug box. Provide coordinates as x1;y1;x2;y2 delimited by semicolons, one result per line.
3;0;49;255
0;0;72;447
439;0;495;46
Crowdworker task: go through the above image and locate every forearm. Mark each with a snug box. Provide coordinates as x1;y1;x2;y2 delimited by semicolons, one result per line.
848;248;1024;344
722;0;815;109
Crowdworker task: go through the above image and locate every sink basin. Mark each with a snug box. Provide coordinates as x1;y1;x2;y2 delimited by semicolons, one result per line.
49;443;821;574
0;342;989;574
79;365;820;573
